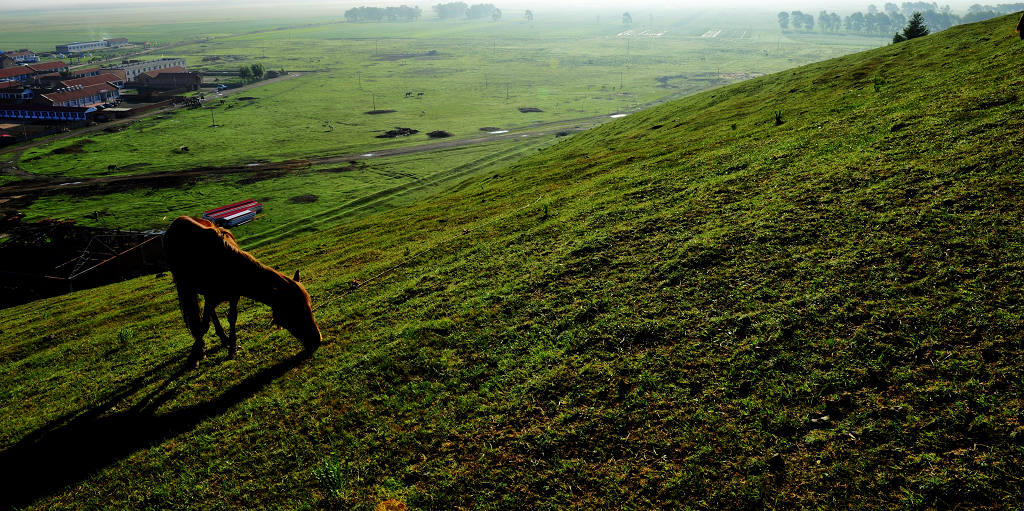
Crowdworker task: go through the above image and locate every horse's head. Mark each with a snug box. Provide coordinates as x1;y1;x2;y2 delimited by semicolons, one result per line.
272;270;322;353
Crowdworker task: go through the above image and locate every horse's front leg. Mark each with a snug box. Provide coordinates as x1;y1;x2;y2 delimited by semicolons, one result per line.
227;297;239;358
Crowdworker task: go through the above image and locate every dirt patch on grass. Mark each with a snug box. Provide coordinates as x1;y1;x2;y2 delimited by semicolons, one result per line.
479;127;501;132
427;130;452;138
377;127;419;138
237;170;287;185
236;96;258;101
375;50;443;61
50;139;96;155
518;107;544;113
365;110;397;115
288;193;319;204
319;161;365;173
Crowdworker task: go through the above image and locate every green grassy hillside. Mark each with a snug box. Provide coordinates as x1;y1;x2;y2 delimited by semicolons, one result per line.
3;14;1024;510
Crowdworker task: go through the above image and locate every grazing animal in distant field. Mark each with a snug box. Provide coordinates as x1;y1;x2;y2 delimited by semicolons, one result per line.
164;216;321;366
1018;12;1024;39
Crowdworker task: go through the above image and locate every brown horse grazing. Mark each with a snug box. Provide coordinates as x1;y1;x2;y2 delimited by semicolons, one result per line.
164;216;321;365
1018;12;1024;39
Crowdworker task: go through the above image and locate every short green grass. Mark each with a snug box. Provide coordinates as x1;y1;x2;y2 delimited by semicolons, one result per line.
5;11;1024;511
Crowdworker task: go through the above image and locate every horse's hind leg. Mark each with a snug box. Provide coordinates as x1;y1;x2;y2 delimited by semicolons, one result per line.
176;281;205;365
226;297;239;358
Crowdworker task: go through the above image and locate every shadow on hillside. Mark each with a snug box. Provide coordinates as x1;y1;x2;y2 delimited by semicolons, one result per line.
0;352;309;509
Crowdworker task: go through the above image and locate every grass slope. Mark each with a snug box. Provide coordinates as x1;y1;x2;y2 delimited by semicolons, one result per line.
4;14;1024;510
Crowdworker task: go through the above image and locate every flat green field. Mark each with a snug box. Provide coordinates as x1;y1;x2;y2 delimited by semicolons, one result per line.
9;8;890;180
2;7;889;237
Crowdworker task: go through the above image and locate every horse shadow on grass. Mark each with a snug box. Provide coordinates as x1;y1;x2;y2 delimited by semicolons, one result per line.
0;350;310;509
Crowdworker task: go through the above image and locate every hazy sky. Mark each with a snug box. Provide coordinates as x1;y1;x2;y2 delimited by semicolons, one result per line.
6;0;986;11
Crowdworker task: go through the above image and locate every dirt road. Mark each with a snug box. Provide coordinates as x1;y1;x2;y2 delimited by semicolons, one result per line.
0;112;609;197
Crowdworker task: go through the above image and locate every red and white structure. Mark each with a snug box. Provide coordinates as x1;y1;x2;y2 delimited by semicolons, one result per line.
202;199;263;227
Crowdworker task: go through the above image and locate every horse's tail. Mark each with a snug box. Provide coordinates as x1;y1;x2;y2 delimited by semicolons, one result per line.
175;279;203;340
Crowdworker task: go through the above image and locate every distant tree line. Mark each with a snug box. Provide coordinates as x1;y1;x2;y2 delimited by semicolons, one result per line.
344;6;422;22
432;3;502;21
778;2;1024;37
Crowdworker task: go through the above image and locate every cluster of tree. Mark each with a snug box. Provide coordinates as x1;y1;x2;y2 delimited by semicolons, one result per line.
432;2;502;21
239;63;265;82
344;6;422;22
778;11;817;31
777;2;1018;37
962;3;1024;23
967;3;1024;14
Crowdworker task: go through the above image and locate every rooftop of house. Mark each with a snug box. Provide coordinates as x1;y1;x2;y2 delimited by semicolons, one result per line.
41;83;118;104
61;73;124;88
139;66;189;79
0;67;33;79
26;61;68;73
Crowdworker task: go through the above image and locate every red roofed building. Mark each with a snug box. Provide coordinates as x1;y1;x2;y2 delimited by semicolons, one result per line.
27;61;69;75
61;73;125;88
0;67;34;83
40;83;119;107
1;50;38;68
70;67;101;78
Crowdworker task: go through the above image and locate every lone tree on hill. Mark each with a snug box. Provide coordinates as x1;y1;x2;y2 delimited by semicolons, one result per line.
893;12;929;42
525;9;533;22
622;12;632;25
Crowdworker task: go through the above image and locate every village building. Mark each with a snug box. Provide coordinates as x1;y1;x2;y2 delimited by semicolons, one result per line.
26;61;70;76
0;67;35;83
0;81;33;102
40;83;119;108
0;50;38;68
102;58;186;82
56;41;109;54
135;67;201;91
56;38;131;55
0;104;92;121
70;67;101;79
0;103;92;121
61;73;125;89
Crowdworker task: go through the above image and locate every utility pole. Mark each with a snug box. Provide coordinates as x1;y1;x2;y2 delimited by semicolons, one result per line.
371;93;376;111
357;71;361;89
210;107;216;126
